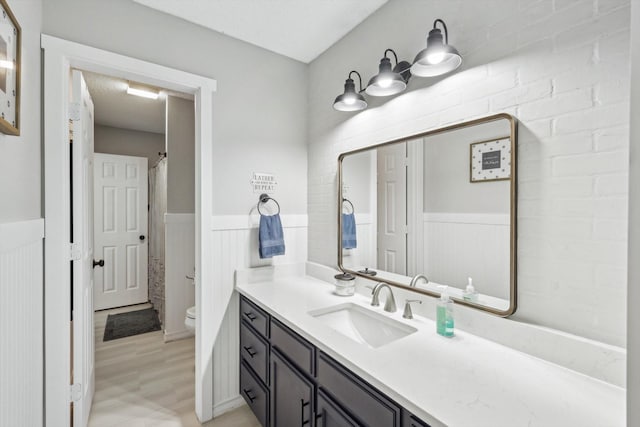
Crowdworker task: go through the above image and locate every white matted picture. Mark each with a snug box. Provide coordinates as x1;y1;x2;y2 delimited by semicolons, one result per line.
470;136;511;182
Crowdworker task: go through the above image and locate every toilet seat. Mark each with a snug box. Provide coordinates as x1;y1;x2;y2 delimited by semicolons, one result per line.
186;306;196;319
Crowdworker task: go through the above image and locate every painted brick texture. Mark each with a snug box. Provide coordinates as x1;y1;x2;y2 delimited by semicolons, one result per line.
307;0;630;346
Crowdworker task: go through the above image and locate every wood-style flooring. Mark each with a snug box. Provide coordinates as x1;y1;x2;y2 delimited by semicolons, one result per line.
88;304;260;427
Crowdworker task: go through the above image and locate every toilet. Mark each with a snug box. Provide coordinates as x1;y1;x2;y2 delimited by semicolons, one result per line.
184;305;196;334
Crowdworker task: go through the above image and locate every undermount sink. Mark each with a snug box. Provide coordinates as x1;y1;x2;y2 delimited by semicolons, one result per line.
308;303;417;349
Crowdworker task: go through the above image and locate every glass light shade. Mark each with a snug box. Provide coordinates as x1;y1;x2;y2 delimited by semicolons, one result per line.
365;57;407;97
333;78;367;111
411;27;462;77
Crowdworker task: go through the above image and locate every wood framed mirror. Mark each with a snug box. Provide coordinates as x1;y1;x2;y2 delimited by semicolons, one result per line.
338;113;517;316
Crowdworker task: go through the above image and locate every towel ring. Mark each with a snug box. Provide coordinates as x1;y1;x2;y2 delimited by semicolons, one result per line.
342;198;354;214
257;193;280;215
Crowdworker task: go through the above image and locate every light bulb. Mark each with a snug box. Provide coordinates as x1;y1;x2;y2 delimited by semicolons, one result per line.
426;51;445;64
377;77;392;88
343;97;356;105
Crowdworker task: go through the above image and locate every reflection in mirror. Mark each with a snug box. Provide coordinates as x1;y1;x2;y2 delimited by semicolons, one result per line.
339;114;516;316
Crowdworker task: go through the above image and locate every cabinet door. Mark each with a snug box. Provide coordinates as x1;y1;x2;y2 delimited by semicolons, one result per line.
316;389;360;427
271;349;315;427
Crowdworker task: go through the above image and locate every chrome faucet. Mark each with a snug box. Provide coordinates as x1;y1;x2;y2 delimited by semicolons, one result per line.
409;274;429;287
371;282;397;313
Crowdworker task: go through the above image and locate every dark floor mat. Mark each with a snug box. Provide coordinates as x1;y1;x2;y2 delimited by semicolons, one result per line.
103;308;161;341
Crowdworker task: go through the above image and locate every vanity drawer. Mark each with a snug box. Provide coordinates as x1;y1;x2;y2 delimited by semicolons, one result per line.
240;360;269;427
317;351;401;427
240;320;269;384
240;295;269;338
270;318;315;377
403;410;431;427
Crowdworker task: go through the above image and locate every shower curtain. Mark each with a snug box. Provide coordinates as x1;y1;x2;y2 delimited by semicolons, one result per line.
149;157;167;326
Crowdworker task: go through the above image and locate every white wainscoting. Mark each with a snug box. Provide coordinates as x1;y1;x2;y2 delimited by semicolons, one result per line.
0;219;44;427
423;213;510;299
164;213;196;342
210;214;307;415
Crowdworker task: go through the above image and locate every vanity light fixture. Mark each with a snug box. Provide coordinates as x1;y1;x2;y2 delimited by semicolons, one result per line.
411;19;462;77
365;49;411;97
333;70;367;112
126;83;159;100
332;18;462;112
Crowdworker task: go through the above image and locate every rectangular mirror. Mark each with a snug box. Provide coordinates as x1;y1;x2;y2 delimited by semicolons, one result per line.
338;114;517;316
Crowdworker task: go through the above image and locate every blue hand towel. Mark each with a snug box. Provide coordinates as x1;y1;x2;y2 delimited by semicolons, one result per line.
342;213;357;249
259;213;285;258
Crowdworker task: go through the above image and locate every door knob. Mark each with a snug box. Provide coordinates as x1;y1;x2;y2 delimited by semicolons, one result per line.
139;235;145;241
93;259;104;268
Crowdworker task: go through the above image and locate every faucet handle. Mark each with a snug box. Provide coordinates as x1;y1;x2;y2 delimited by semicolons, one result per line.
403;299;422;319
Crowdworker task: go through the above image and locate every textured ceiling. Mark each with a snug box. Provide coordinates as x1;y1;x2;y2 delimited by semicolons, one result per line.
83;71;167;134
132;0;388;63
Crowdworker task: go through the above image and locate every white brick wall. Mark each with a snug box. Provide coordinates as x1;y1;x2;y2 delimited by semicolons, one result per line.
307;0;630;346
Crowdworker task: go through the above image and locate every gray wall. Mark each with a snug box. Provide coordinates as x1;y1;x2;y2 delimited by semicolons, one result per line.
628;1;639;424
0;0;41;222
166;96;195;213
423;119;510;214
42;0;308;216
0;2;43;426
341;151;372;214
94;125;164;169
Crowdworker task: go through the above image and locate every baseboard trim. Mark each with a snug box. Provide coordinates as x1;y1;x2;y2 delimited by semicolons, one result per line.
212;395;245;418
163;329;194;343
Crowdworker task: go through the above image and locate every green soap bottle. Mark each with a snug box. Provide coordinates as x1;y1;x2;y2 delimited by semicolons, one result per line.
436;285;454;337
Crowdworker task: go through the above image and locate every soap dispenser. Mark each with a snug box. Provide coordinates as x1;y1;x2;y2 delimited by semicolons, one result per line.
463;277;478;302
436;285;454;337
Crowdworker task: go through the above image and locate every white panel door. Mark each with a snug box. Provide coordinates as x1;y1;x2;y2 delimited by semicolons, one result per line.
377;142;407;275
71;69;95;427
94;153;149;310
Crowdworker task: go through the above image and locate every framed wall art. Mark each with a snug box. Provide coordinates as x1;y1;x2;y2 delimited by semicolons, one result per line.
0;0;19;136
470;136;511;182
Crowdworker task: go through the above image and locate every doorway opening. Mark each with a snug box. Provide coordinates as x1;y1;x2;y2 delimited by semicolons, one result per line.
43;35;217;427
69;67;198;426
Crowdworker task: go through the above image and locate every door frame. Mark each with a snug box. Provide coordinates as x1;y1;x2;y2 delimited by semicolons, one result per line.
42;35;217;425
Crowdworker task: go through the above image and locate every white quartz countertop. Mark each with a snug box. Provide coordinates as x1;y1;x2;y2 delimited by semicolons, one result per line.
236;275;625;427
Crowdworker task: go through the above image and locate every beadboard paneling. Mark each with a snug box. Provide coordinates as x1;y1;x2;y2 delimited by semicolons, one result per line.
423;213;510;299
210;215;307;413
164;214;196;340
0;219;44;427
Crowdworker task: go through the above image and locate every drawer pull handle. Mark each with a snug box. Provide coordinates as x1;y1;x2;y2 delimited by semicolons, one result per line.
244;311;257;321
243;388;256;403
301;398;310;425
243;346;257;358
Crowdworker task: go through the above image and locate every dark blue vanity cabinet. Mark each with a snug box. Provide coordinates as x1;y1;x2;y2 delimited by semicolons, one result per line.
239;295;431;427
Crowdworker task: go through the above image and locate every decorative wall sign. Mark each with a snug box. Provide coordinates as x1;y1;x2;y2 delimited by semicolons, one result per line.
0;0;19;135
251;172;278;193
470;136;511;182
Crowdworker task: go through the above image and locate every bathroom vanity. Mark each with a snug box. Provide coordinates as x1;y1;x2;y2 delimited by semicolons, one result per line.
236;268;624;427
239;293;428;427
